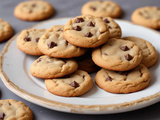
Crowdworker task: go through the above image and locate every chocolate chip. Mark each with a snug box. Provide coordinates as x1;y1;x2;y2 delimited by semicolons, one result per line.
65;40;69;45
108;26;112;29
29;10;32;13
73;26;81;31
117;71;130;76
104;52;108;56
82;75;85;79
24;37;31;42
36;37;39;42
125;54;133;61
139;12;143;16
0;113;5;120
90;6;96;11
76;18;84;23
121;46;129;51
104;18;110;23
37;58;42;63
85;32;93;37
70;81;79;88
140;72;143;77
48;42;57;48
106;76;112;81
87;21;95;27
58;28;63;32
32;4;36;7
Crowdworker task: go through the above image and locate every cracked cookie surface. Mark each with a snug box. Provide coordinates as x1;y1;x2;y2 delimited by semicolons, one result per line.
17;28;46;55
64;15;109;48
123;36;158;68
95;64;151;93
81;1;122;18
38;25;87;58
0;99;33;120
14;0;54;21
92;38;143;71
45;70;93;97
30;55;78;79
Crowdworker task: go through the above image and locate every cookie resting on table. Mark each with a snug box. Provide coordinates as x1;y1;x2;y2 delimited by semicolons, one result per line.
131;6;160;29
30;55;78;79
0;99;33;120
123;36;158;68
64;15;109;48
14;0;54;21
81;1;122;18
0;19;13;42
92;38;143;71
45;70;93;97
38;25;87;58
95;64;151;94
17;28;46;56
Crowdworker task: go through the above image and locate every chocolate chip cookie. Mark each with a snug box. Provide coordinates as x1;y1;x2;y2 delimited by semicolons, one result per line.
75;49;99;73
0;99;33;120
45;70;93;97
64;15;109;48
17;28;46;55
102;17;122;38
14;1;54;21
38;25;87;58
92;38;143;71
30;55;78;79
0;19;13;42
123;36;158;68
81;1;122;18
95;64;151;93
131;6;160;29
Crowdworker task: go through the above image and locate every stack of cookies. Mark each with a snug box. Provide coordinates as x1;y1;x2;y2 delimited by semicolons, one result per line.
17;24;93;97
16;14;121;97
17;13;158;96
16;0;158;96
93;36;158;93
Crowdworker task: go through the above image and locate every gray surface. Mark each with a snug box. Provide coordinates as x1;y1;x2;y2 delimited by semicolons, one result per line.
0;0;160;119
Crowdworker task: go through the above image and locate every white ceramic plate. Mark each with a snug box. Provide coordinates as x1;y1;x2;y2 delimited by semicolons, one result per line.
0;18;160;114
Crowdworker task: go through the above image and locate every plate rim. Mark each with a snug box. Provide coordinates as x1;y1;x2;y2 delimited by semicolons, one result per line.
0;17;160;114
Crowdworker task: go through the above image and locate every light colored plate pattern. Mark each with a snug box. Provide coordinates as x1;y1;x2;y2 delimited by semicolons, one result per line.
0;18;160;114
